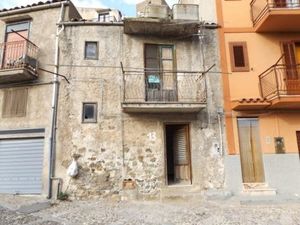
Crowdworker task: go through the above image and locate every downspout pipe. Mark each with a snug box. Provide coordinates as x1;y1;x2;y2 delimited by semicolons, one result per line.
47;2;66;199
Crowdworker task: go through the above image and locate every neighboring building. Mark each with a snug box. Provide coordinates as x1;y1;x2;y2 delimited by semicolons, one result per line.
217;0;300;197
0;0;81;196
77;7;122;22
0;0;224;199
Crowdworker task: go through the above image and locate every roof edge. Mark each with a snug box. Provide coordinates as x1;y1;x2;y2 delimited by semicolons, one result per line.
0;1;70;18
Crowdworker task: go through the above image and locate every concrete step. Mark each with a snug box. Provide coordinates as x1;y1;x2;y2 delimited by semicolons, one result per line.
242;183;277;196
160;185;202;200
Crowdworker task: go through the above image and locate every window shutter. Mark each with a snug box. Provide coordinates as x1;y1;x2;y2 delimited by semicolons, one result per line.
233;46;245;67
229;42;249;72
282;42;296;66
273;0;287;7
173;127;188;165
2;88;28;118
282;41;297;79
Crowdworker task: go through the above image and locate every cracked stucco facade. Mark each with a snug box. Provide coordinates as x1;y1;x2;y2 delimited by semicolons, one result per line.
54;23;225;199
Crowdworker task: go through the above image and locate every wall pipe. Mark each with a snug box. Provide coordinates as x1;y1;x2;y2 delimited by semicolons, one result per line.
217;112;224;156
47;2;66;199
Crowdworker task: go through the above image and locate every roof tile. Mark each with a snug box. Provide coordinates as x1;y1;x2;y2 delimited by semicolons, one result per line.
0;0;65;13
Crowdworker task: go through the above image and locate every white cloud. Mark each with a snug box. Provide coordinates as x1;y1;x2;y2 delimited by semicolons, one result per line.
122;0;143;4
72;0;107;8
165;0;179;6
122;0;179;6
0;0;39;9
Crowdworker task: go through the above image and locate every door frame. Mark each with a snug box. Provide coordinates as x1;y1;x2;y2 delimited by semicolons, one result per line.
144;43;178;101
2;21;31;69
281;41;300;94
296;131;300;159
163;122;192;186
237;117;265;183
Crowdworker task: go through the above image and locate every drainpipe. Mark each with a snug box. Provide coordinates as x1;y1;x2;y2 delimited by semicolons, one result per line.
47;2;66;199
217;110;224;156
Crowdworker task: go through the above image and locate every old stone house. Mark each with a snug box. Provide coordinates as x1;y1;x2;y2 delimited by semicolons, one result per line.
0;0;224;199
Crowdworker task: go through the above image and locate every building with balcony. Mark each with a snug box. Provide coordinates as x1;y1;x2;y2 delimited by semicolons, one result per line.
217;0;300;198
53;0;224;199
0;0;81;196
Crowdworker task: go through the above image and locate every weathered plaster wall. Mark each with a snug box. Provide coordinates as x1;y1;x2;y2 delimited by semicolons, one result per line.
56;25;124;198
56;23;224;198
0;7;66;196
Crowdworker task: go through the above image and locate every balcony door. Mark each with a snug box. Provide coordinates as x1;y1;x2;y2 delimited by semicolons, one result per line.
145;44;177;102
2;22;29;69
237;118;265;183
282;42;300;95
274;0;299;8
296;131;300;159
274;0;287;7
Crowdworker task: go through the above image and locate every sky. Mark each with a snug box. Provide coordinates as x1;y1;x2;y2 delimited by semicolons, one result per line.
0;0;178;17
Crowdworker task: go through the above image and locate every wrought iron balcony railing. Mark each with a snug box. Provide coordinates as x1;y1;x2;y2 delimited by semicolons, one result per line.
0;40;38;72
123;70;207;104
251;0;300;26
259;64;300;99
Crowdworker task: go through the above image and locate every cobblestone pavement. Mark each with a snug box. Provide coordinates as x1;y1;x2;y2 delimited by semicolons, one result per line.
1;198;300;225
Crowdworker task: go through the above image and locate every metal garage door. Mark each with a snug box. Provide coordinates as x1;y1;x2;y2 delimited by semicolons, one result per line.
0;138;44;194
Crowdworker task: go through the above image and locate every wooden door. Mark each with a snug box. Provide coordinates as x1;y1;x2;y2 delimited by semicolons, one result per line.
274;0;287;7
3;31;28;69
160;47;177;101
173;125;191;184
145;45;176;101
282;42;300;94
238;118;265;183
296;131;300;159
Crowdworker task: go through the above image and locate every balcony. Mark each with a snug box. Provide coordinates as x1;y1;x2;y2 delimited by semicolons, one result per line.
122;70;207;113
251;0;300;32
259;64;300;109
0;40;38;84
124;4;199;37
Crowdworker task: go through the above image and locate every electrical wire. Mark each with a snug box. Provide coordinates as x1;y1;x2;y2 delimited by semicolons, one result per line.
42;63;231;74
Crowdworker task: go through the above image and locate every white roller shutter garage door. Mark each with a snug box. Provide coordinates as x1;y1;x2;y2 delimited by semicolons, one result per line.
0;138;44;194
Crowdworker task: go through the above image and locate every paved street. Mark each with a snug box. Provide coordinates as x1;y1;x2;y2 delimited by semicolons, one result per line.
0;197;300;225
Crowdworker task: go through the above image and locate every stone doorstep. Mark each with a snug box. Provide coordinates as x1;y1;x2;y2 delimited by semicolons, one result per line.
242;183;277;196
17;201;52;214
160;185;203;200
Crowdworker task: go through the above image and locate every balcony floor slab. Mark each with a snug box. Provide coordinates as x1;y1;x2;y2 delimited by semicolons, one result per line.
122;102;206;113
254;9;300;32
0;67;37;84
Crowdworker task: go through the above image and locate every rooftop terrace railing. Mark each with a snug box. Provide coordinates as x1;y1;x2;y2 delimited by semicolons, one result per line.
251;0;300;26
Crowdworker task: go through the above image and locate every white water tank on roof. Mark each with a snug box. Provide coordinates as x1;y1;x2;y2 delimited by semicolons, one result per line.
144;4;169;19
173;4;199;20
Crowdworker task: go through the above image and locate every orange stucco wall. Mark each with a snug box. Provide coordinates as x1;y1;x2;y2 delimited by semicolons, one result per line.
222;0;253;28
226;33;300;100
217;0;300;154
